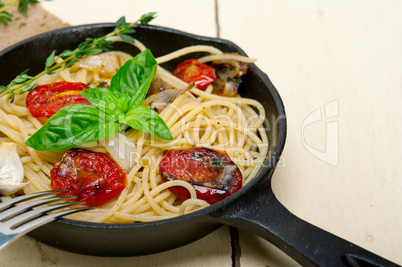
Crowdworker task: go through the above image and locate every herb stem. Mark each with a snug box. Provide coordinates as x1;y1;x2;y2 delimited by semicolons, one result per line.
105;18;139;38
0;13;157;100
0;0;18;13
0;54;75;97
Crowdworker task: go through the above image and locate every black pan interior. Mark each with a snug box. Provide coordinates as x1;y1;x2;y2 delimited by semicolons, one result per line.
0;24;286;256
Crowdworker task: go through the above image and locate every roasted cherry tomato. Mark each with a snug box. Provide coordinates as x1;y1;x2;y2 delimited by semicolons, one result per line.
159;147;243;204
26;81;91;117
172;59;217;90
51;148;127;207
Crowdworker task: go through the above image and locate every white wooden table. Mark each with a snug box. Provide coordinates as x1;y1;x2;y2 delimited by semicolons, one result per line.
1;0;401;266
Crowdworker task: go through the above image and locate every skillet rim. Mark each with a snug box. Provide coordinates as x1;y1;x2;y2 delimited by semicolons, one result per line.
0;23;287;229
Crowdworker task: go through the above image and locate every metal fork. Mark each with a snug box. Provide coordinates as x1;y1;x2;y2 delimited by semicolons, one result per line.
0;190;91;250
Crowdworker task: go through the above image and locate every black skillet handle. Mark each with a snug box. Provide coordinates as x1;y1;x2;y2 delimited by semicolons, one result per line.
211;178;400;267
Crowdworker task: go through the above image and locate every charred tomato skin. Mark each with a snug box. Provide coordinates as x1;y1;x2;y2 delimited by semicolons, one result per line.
26;81;91;117
160;147;243;204
172;59;217;90
50;148;127;207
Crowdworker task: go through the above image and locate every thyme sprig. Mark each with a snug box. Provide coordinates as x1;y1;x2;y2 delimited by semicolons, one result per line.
0;0;41;26
0;12;157;102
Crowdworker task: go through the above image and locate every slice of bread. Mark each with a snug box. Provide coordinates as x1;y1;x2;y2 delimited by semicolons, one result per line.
0;4;69;51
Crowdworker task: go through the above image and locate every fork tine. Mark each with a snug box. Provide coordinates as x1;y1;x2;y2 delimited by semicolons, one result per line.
0;204;92;250
13;206;91;236
0;195;76;221
0;190;68;212
4;201;88;231
0;191;94;251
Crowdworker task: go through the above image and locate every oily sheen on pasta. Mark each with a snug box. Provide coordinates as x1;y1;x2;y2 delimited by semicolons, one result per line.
0;42;268;223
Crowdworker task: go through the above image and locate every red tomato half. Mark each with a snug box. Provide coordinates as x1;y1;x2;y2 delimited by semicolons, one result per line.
51;148;127;207
159;147;243;204
172;59;217;90
26;81;91;117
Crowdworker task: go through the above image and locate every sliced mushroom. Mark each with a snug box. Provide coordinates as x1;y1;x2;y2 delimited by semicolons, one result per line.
146;76;194;113
211;53;249;97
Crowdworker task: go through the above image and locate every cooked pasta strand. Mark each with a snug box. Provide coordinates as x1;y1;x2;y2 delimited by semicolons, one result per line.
0;44;269;223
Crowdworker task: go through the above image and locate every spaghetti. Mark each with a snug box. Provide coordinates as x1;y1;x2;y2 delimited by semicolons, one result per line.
0;42;268;223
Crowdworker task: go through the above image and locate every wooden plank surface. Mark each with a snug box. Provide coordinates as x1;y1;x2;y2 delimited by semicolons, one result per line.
217;1;402;266
0;226;233;266
1;0;401;266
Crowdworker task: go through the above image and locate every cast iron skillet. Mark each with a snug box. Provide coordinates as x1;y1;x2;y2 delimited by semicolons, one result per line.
0;24;399;267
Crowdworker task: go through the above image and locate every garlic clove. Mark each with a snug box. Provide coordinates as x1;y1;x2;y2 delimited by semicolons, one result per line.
0;181;30;195
0;142;29;195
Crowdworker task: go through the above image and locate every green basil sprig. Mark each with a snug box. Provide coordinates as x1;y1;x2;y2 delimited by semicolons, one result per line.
25;49;173;151
0;13;157;101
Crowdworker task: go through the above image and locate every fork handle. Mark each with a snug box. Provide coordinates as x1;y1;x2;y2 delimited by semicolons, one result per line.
0;233;18;250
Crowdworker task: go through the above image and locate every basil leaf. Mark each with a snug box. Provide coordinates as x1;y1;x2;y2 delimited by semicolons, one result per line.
80;88;123;115
25;45;168;151
25;105;119;151
109;49;157;109
121;106;173;140
117;95;130;114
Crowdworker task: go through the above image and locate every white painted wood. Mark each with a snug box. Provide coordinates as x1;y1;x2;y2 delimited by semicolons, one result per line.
218;0;402;265
0;226;233;266
41;0;217;37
